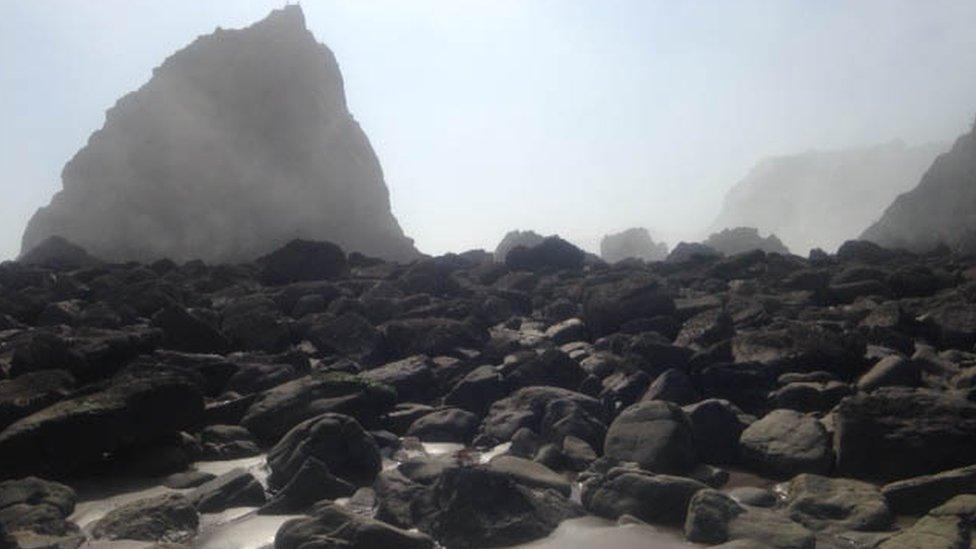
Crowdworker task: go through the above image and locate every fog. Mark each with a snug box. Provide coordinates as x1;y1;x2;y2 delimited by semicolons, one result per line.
3;0;976;260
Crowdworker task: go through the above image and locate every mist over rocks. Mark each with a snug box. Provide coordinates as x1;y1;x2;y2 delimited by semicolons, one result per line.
600;228;668;264
704;227;790;256
20;5;419;264
712;141;944;255
862;118;976;254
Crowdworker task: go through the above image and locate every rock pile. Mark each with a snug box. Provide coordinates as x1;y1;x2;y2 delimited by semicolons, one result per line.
2;232;976;547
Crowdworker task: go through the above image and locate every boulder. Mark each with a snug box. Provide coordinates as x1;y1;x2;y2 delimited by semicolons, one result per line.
151;305;229;354
275;501;434;549
784;474;892;532
361;355;436;403
682;399;749;465
684;489;815;548
487;455;571;496
878;495;976;549
582;274;675;338
241;371;395;444
267;413;381;489
545;318;587;345
494;230;546;263
258;239;349;285
199;424;261;460
91;493;198;543
261;457;355;514
505;237;585;271
479;386;605;445
834;388;976;481
856;355;921;391
882;464;976;516
739;409;832;477
604;400;696;474
504;349;587;391
641;368;700;405
411;466;582;547
405;408;479;444
767;381;852;413
0;371;203;478
444;365;508;416
187;468;266;513
582;467;707;524
0;370;75;432
0;477;77;536
675;308;735;350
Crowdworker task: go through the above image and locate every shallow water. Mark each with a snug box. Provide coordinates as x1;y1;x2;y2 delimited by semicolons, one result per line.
68;444;716;548
512;516;697;548
195;510;301;549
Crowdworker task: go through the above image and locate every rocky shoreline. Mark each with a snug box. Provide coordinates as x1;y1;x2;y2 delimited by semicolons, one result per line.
3;235;976;548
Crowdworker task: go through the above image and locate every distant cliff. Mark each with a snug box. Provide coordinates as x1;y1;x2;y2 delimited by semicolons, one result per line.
862;119;976;253
21;6;420;263
711;141;943;255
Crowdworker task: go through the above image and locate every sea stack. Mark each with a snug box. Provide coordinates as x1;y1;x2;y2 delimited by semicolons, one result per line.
20;6;420;263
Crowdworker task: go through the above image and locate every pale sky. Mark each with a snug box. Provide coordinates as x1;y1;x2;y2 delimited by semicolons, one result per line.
2;0;975;259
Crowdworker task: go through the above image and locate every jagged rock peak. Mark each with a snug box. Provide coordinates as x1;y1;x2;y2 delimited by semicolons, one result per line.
21;5;420;264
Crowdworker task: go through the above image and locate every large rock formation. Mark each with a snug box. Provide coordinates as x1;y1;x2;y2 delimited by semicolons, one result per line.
862;119;976;253
712;141;944;255
20;6;420;263
704;227;790;256
600;228;668;263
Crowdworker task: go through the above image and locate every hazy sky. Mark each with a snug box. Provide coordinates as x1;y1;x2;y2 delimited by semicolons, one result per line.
2;1;975;259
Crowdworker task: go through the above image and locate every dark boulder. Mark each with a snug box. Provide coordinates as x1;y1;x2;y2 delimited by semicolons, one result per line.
784;474;892;533
0;371;203;478
267;413;381;489
241;371;395;444
274;501;434;549
582;467;706;524
261;457;355;514
582;274;675;338
412;466;582;548
0;477;77;537
187;468;266;512
604;400;696;474
406;408;480;444
151;304;229;354
739;409;832;478
480;386;606;446
504;236;585;271
361;355;436;403
834;388;976;481
882;464;976;516
682;399;749;465
0;370;75;432
91;493;198;543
